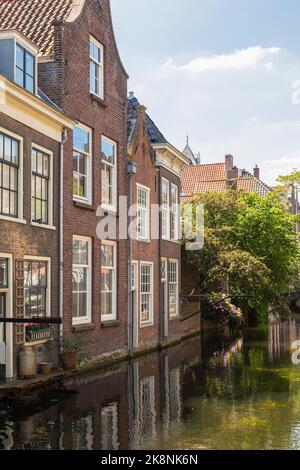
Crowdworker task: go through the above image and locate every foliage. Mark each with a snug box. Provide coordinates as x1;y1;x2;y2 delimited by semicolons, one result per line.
48;335;89;353
182;190;300;324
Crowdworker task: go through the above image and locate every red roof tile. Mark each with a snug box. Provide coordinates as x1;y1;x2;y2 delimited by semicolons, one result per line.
0;0;75;56
181;163;227;197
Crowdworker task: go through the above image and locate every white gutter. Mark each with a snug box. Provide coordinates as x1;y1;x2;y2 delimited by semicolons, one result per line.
59;129;68;342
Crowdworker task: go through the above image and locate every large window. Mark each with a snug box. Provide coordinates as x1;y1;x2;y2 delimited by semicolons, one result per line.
101;137;117;210
101;241;117;322
31;147;50;225
169;260;179;318
73;125;91;203
137;185;150;241
171;184;179;241
161;179;170;240
140;263;153;325
15;43;35;93
24;260;49;317
0;132;19;218
72;237;91;325
90;38;104;99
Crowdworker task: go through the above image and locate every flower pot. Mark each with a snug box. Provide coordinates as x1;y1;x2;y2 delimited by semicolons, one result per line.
18;347;37;379
40;362;52;375
59;352;78;371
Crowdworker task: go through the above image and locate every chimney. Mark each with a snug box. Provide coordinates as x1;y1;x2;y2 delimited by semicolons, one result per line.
225;154;234;170
129;91;135;99
254;164;260;180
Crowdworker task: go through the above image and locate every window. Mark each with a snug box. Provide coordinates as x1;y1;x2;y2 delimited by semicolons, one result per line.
90;38;104;99
72;237;91;324
73;125;91;202
140;263;153;325
0;258;8;289
137;185;150;241
0;132;19;218
169;260;179;317
171;184;179;241
101;403;119;450
24;260;49;317
161;179;170;240
15;43;35;93
101;241;117;321
31;147;50;225
101;137;117;210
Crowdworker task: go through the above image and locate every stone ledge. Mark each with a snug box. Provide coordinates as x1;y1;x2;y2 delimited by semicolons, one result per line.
72;323;95;333
101;320;120;329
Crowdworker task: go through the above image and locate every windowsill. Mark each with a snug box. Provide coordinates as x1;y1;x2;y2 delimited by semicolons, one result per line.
101;320;120;329
31;222;56;231
90;93;107;108
73;200;95;211
140;321;154;328
72;322;95;333
137;238;151;244
101;205;118;215
0;215;26;224
25;339;49;347
170;315;180;321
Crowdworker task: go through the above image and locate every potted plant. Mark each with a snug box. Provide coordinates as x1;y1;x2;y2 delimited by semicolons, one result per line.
57;336;88;371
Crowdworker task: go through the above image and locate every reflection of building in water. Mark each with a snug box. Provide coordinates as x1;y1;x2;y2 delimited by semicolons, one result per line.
72;414;94;450
101;403;119;450
162;353;182;432
268;316;300;361
140;376;156;440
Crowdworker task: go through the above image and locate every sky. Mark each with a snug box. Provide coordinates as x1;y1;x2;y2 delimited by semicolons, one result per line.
111;0;300;185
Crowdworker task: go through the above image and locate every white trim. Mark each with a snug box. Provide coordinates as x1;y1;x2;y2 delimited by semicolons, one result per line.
171;183;179;242
0;126;24;221
140;261;154;327
73;123;93;205
169;259;179;318
89;36;104;100
31;143;54;227
24;255;51;318
0;30;38;55
101;240;117;322
14;39;38;95
137;183;150;242
131;260;139;349
161;177;170;240
72;235;92;325
101;135;117;212
0;253;13;379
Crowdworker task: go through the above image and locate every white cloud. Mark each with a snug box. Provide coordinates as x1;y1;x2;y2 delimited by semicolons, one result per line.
162;47;281;73
128;46;300;185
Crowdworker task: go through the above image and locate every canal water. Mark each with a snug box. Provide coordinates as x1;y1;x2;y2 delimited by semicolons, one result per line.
1;317;300;450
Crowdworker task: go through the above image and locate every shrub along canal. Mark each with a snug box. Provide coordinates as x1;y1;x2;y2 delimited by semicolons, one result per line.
1;316;300;450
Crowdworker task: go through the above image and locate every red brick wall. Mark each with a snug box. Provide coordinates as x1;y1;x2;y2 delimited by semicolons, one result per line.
0;112;61;375
39;0;128;356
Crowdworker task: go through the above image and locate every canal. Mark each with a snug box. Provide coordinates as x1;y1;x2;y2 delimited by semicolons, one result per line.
1;316;300;450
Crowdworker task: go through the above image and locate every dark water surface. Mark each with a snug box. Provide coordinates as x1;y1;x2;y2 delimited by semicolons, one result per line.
1;317;300;450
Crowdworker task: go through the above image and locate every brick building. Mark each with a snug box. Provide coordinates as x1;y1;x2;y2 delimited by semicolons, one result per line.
0;29;73;380
127;94;200;351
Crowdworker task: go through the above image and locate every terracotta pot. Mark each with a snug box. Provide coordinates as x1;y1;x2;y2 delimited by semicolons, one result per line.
40;362;52;375
59;352;78;371
18;347;37;379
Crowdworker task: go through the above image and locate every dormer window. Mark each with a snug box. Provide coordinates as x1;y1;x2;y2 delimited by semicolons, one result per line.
15;43;35;93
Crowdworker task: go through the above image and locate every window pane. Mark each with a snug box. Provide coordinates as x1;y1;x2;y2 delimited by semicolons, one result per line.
101;139;115;164
101;244;114;267
26;52;34;77
16;45;24;69
73;239;89;265
0;258;8;288
73;126;90;154
25;75;34;93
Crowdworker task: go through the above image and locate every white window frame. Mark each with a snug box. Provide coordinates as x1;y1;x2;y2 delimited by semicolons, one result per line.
31;143;54;229
161;178;170;240
101;136;117;212
140;262;154;326
101;240;117;322
73;123;92;205
0;253;13;379
89;36;104;100
0;127;24;224
72;236;92;326
169;259;179;318
137;184;150;241
171;183;179;241
23;255;51;318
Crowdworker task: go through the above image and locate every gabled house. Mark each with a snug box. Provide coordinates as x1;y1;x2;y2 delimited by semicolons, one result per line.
127;94;200;350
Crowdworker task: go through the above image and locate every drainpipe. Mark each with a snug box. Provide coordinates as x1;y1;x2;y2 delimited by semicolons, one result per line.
127;161;137;353
59;129;68;343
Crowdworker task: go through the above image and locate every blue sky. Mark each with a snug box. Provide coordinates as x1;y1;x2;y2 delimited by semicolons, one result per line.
111;0;300;184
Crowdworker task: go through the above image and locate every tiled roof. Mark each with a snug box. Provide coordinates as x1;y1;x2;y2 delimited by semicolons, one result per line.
234;177;272;197
181;163;227;197
0;0;75;56
128;96;168;144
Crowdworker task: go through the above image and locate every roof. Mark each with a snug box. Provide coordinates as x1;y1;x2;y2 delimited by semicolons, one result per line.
128;96;168;144
183;142;197;165
181;162;272;199
0;0;78;56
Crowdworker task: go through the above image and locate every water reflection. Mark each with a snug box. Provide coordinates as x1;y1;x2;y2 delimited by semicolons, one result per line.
2;317;300;450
